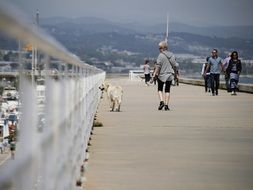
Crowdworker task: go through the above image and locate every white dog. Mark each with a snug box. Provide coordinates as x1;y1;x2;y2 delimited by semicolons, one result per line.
100;83;123;112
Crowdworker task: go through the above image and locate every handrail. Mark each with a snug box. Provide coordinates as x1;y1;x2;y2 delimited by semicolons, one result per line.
0;1;105;190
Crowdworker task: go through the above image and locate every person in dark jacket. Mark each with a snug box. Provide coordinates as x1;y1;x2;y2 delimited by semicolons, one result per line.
226;51;242;95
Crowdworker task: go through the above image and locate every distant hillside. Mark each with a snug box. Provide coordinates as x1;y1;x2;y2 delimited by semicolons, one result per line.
146;23;253;39
40;18;253;59
168;32;253;58
1;17;253;59
1;16;253;64
41;17;253;39
41;17;136;35
1;23;253;74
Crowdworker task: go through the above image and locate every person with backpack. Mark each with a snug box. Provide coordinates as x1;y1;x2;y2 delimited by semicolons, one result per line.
152;41;177;111
226;51;242;95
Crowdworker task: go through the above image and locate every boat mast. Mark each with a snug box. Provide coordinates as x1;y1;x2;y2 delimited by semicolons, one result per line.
165;13;169;43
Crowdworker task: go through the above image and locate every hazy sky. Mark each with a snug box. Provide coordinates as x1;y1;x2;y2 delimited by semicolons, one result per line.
11;0;253;26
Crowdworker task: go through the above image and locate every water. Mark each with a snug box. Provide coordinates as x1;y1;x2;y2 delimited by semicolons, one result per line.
239;77;253;84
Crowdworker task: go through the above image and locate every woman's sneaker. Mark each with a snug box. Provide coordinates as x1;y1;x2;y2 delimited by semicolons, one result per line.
164;105;170;111
158;101;164;110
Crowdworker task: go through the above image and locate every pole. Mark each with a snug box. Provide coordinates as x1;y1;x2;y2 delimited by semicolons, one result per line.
31;9;39;85
32;39;34;86
35;9;39;75
165;13;169;43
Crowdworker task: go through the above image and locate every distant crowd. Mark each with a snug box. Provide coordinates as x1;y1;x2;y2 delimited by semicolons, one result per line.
201;49;242;96
141;41;242;111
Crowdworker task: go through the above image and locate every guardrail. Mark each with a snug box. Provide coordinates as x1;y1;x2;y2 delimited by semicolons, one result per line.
129;70;154;80
0;1;105;190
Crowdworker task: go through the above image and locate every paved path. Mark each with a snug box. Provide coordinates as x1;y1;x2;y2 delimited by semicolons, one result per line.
0;150;10;167
85;77;253;190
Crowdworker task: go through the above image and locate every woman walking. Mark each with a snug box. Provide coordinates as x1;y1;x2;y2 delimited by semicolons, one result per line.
226;51;242;95
152;41;177;111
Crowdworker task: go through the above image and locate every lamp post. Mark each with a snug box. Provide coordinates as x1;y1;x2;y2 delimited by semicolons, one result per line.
32;9;39;85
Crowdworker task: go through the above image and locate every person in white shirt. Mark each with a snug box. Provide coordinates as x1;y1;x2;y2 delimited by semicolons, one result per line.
142;59;151;85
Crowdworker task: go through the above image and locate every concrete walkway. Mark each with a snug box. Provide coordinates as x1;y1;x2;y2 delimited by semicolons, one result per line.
0;150;10;167
85;77;253;190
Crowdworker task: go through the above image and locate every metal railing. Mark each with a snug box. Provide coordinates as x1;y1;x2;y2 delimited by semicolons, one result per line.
0;1;105;189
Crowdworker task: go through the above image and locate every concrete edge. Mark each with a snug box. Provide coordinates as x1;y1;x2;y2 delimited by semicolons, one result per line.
179;78;253;94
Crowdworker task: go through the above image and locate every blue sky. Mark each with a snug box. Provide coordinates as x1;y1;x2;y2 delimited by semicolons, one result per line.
11;0;253;26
